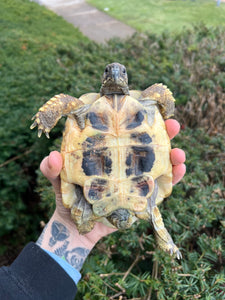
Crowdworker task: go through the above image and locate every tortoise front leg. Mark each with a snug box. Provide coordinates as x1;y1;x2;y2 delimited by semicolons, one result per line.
30;94;85;138
141;83;175;119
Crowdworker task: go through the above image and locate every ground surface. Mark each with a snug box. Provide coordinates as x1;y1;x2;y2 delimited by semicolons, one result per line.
34;0;135;43
34;0;225;42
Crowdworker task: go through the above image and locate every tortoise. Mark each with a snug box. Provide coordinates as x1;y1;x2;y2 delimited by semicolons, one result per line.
31;62;181;259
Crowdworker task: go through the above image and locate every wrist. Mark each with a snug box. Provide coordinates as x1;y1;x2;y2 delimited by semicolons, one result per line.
36;211;95;270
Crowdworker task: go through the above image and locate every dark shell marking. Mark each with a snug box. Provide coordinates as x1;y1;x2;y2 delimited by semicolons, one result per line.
82;148;112;176
88;178;107;201
88;112;109;131
126;111;145;129
131;132;152;144
126;146;155;177
132;176;150;196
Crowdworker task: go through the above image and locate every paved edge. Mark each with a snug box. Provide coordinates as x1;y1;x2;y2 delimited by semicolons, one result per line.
33;0;136;43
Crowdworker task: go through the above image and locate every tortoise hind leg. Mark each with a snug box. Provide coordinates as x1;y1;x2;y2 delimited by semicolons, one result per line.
71;185;96;234
133;178;181;258
150;202;182;259
141;83;175;119
61;178;95;234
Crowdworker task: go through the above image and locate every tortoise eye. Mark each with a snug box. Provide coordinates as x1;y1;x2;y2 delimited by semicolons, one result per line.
122;68;126;74
105;67;109;73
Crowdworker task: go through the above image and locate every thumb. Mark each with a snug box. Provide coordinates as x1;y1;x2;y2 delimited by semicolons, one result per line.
40;151;63;193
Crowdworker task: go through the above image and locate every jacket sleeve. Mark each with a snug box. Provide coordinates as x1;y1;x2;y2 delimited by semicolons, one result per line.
0;242;77;300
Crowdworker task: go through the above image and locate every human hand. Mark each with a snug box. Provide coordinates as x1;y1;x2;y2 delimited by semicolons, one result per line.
38;153;116;272
40;151;116;245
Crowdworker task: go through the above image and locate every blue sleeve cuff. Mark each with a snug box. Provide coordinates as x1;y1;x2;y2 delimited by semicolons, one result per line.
42;249;81;285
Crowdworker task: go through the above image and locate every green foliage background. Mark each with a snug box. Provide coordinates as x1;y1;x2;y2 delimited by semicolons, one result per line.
0;0;224;298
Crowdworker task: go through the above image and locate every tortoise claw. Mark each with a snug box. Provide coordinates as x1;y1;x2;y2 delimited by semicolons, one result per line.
30;113;40;130
38;129;43;138
45;131;50;139
30;122;37;130
168;246;182;259
31;113;51;138
37;129;50;139
176;250;182;260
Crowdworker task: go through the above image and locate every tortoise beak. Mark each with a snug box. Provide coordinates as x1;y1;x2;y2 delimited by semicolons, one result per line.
111;65;120;83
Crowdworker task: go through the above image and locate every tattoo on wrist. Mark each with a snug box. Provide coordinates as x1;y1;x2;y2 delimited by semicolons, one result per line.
36;225;47;247
54;240;69;256
37;220;90;271
63;248;90;271
49;221;70;247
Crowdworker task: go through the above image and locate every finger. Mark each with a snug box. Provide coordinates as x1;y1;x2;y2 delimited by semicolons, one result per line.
40;151;63;189
165;119;180;140
171;148;186;166
172;163;186;185
40;151;63;195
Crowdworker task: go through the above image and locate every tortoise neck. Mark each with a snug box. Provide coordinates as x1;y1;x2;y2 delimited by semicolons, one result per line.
100;85;129;97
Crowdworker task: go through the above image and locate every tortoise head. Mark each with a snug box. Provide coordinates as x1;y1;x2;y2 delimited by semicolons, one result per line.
100;62;129;96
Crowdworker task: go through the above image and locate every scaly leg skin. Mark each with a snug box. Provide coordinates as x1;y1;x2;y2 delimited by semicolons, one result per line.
60;178;77;209
151;205;182;259
71;185;96;234
107;208;136;230
30;94;85;138
61;178;95;234
141;83;175;119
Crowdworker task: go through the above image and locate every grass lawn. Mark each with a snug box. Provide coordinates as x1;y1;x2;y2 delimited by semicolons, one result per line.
87;0;225;34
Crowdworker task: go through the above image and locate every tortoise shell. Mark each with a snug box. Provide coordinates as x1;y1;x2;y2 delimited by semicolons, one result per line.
31;63;181;258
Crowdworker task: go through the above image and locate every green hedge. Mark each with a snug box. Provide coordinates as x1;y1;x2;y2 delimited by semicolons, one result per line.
0;0;224;298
